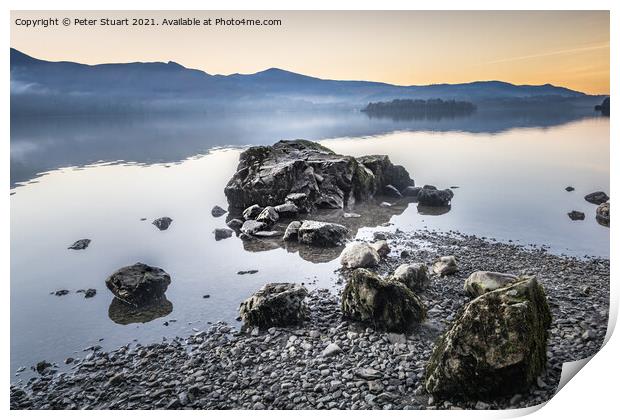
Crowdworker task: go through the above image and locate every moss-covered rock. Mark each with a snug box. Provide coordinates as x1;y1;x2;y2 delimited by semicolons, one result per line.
239;283;308;328
425;276;552;399
341;269;426;333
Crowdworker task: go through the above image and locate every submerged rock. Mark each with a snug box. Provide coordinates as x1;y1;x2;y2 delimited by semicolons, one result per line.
283;221;302;241
214;228;234;241
211;205;227;218
432;256;457;276
584;191;609;205
341;269;426;332
425;277;551;399
68;239;91;250
152;217;173;231
297;220;349;247
463;271;519;297
239;283;308;328
340;242;381;269
105;263;171;306
390;263;430;292
596;202;610;227
224;140;413;212
417;185;454;207
567;210;585;221
242;204;263;220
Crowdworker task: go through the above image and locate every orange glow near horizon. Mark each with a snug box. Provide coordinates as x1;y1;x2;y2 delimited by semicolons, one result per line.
10;10;610;94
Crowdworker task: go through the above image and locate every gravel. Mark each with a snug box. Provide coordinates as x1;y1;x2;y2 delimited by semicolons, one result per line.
10;230;609;410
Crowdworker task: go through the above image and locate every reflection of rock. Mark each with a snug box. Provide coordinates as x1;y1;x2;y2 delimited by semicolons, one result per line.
235;198;411;263
596;202;609;227
417;204;451;216
224;140;414;212
108;296;173;325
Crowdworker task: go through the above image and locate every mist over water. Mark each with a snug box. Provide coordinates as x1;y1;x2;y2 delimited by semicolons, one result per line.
10;108;609;377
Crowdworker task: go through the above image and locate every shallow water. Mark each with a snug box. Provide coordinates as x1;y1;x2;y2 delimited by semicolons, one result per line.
10;109;609;377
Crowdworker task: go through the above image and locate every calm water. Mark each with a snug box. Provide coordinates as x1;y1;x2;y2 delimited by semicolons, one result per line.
10;109;609;378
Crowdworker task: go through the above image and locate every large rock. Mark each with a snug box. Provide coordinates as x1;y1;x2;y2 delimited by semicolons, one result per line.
239;283;308;328
464;271;519;297
242;204;263;220
340;242;381;269
584;191;609;205
596;202;609;227
425;277;552;398
417;185;454;206
283;221;302;241
391;263;430;292
297;220;349;247
105;263;171;306
225;140;413;212
256;206;279;225
341;269;426;333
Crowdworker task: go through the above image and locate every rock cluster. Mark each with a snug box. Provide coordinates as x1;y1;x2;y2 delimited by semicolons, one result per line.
224;140;414;213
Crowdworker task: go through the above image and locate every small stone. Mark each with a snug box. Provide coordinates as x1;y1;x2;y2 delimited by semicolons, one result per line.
211;205;227;217
68;239;91;250
152;217;173;231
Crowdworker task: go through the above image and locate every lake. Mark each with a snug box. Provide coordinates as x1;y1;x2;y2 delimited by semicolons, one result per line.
10;108;609;378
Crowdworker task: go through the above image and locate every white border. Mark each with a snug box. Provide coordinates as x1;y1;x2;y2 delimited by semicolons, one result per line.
2;1;616;419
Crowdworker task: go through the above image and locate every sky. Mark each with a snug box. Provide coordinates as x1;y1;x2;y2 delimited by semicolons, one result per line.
10;10;610;94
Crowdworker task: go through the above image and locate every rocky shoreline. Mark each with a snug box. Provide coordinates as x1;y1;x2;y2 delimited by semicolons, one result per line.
10;230;609;410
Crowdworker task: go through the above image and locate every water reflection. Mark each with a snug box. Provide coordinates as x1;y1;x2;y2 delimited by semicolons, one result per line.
108;296;173;325
417;204;452;216
10;105;601;188
232;196;411;263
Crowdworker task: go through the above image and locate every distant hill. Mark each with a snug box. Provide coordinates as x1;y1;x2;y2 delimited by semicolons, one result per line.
10;48;603;115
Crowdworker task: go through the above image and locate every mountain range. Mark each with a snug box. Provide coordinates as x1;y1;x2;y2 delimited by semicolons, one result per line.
10;48;603;115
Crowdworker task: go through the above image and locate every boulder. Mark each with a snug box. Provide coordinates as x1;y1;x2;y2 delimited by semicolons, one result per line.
417;185;454;206
239;283;308;328
242;204;263;220
425;277;552;398
211;205;227;217
402;186;422;197
274;202;299;217
391;263;430;292
596;202;609;227
383;184;402;198
370;240;390;258
224;140;413;212
464;271;519;297
240;220;267;235
297;220;349;247
567;210;585;221
341;269;426;333
584;191;609;205
105;263;171;306
256;206;279;225
340;242;381;269
152;217;173;231
214;228;233;241
432;256;457;276
283;221;302;241
68;239;91;250
226;218;244;230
